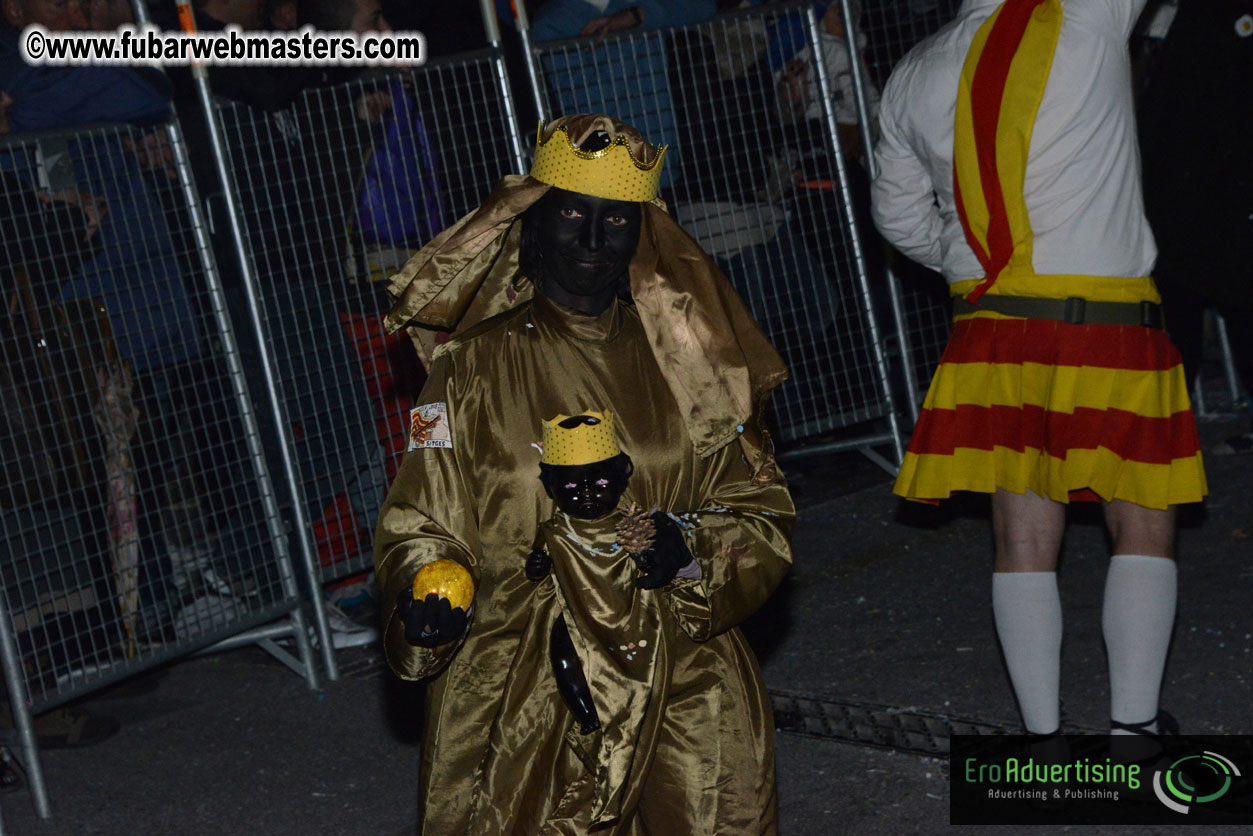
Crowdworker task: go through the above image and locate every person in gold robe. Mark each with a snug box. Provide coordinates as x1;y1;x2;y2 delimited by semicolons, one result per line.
374;114;794;835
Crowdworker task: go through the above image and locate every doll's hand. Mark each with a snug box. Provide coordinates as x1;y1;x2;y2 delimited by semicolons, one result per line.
525;545;552;581
634;511;694;589
396;589;468;647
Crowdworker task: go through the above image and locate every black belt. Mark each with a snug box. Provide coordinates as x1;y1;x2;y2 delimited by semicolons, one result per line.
952;295;1164;329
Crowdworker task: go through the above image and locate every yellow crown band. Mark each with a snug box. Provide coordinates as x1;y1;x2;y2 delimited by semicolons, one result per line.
530;122;667;203
541;410;620;466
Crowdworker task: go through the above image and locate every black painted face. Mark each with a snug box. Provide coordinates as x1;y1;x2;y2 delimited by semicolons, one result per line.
530;188;642;316
540;454;633;520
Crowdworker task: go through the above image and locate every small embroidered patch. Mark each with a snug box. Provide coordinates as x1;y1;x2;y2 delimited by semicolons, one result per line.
408;402;451;450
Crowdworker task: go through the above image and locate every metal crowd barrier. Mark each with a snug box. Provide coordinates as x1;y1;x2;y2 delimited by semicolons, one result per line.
521;0;905;470
0;118;317;819
201;32;524;677
858;0;964;87
1192;311;1247;419
843;0;963;421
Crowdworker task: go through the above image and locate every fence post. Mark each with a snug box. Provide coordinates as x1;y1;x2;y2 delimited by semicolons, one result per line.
480;0;528;172
838;0;924;427
1214;312;1245;407
807;4;904;467
0;595;48;818
169;0;336;681
513;2;550;124
162;117;320;682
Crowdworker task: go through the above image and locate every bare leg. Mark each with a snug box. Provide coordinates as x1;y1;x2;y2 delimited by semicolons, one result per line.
992;488;1066;572
1102;500;1176;559
990;489;1065;733
1101;501;1178;735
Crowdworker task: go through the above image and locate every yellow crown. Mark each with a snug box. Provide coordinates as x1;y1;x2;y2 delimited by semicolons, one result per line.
529;122;667;203
541;410;620;466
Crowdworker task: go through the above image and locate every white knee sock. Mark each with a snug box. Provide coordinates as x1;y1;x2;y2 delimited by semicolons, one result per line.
992;571;1062;734
1103;553;1177;734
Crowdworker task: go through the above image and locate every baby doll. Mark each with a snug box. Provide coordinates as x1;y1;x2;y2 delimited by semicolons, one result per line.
527;410;694;734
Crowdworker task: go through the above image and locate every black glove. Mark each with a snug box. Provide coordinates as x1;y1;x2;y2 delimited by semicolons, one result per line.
396;589;468;648
526;545;552;581
634;511;693;590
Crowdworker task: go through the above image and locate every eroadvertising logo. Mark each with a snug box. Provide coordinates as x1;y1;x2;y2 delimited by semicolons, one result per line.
1152;750;1241;814
950;735;1253;825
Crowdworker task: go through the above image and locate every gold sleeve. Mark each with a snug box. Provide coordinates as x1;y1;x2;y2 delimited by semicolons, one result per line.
663;445;795;642
373;354;481;681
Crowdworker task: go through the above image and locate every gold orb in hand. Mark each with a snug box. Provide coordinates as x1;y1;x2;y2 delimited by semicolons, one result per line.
411;560;474;611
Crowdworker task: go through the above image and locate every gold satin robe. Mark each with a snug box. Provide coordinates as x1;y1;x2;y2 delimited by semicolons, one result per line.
375;292;795;835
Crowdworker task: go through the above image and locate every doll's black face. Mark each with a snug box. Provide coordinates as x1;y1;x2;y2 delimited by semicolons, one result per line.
525;188;642;316
540;454;634;520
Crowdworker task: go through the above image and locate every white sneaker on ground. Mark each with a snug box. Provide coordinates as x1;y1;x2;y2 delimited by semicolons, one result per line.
321;601;380;649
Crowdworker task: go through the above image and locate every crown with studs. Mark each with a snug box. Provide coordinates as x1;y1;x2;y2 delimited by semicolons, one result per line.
530;121;667;203
541;410;620;466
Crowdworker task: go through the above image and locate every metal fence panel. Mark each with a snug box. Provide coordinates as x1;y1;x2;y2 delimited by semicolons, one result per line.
210;52;519;585
1;119;313;813
528;2;900;451
1192;311;1249;419
852;0;964;416
859;0;964;90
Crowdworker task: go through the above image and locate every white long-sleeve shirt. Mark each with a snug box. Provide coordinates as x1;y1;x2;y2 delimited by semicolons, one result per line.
869;0;1156;285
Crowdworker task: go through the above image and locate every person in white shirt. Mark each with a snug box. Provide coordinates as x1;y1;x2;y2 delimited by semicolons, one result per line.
869;0;1206;744
775;1;880;162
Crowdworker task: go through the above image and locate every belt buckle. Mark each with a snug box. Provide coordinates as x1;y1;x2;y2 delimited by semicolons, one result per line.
1140;301;1162;329
1063;297;1086;325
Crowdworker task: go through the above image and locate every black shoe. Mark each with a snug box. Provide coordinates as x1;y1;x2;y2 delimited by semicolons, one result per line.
1026;728;1071;764
1110;710;1179;794
1110;709;1178;764
1111;709;1178;738
1022;729;1073;809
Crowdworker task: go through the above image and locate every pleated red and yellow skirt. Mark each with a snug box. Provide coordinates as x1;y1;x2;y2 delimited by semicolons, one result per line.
894;275;1208;510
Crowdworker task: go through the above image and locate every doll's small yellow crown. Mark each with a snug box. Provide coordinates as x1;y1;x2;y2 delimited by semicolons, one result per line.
530;122;667;203
541;410;620;466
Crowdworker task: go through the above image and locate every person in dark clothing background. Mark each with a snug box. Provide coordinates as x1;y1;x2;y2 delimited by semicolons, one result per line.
1139;0;1253;454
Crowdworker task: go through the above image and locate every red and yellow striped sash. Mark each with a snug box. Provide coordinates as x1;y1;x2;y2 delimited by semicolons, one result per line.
953;0;1063;304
